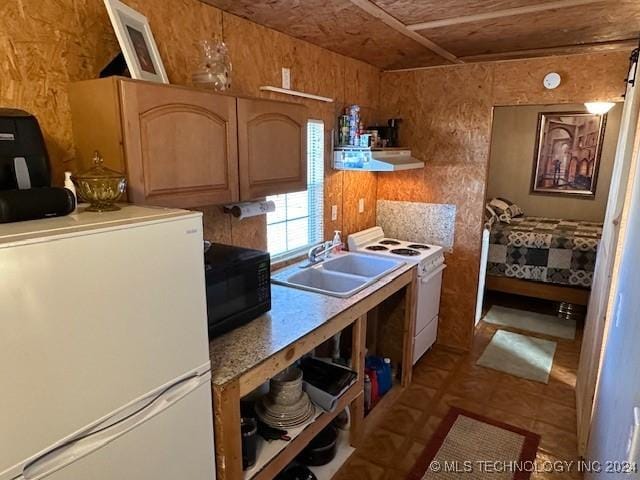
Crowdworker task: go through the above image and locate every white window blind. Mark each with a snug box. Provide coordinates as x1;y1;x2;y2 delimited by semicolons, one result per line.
267;120;324;258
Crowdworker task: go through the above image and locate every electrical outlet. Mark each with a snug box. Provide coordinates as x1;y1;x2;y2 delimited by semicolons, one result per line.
282;68;291;90
331;205;338;221
358;198;365;214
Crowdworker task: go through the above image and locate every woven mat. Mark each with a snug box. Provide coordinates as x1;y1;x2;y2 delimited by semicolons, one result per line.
484;305;575;340
408;408;540;480
476;330;556;384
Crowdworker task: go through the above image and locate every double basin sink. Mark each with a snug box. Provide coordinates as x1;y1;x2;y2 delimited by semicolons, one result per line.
271;252;405;298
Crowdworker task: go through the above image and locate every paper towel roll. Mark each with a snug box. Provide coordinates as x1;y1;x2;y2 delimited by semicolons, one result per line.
224;200;276;220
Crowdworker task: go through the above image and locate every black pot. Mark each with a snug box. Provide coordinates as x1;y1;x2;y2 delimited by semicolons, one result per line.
298;425;338;466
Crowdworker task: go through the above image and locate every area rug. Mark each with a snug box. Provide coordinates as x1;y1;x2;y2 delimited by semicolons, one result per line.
483;305;575;340
476;330;556;383
408;407;540;480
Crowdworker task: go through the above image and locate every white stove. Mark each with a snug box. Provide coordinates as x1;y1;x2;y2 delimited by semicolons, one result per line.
348;226;446;364
348;226;444;275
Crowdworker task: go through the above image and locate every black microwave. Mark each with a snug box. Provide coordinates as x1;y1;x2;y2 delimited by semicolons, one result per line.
204;242;271;338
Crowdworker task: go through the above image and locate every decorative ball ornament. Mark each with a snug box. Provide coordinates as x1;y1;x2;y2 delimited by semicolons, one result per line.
543;72;561;90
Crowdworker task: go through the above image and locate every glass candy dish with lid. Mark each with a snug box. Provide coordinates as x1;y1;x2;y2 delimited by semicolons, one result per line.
72;151;127;212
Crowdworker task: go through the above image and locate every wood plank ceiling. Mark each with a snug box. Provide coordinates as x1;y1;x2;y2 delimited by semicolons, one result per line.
201;0;639;70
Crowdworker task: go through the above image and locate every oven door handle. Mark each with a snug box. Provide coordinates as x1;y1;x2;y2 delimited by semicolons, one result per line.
420;264;446;284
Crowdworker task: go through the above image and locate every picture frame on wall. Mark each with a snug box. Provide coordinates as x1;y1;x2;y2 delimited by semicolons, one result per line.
530;111;607;198
103;0;168;84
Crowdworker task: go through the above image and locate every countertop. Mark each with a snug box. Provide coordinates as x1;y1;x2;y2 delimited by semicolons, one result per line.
208;262;415;387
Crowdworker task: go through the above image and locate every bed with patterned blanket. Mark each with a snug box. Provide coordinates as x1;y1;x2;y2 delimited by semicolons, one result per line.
487;217;603;288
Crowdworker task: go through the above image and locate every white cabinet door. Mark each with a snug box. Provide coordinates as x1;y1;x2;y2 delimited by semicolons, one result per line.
413;316;438;365
415;265;445;334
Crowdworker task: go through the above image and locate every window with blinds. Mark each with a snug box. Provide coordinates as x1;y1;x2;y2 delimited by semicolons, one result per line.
267;120;324;259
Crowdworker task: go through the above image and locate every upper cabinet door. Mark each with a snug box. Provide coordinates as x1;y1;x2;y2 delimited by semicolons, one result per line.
237;98;308;200
119;81;239;207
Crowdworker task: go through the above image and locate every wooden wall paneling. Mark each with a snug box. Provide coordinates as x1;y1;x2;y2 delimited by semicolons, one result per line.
492;51;630;105
230;216;268;251
0;0;119;182
418;1;640;58
123;0;223;85
341;170;378;239
343;59;382;109
378;52;629;350
191;206;233;244
67;78;127;174
222;11;295;97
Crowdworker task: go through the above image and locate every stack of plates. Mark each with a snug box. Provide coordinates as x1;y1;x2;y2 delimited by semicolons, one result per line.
256;366;316;428
255;392;315;428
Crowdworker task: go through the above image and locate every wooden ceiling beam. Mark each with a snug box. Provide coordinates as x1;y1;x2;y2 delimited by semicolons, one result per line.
406;0;605;31
347;0;463;64
458;39;638;62
383;39;637;72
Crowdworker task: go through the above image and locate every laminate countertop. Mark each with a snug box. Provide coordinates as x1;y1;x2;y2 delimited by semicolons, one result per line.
208;261;415;387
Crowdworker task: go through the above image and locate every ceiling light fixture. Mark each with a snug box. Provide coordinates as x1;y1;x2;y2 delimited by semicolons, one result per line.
584;102;615;114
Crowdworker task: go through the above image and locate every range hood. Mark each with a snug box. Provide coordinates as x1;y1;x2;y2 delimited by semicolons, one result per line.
333;147;424;172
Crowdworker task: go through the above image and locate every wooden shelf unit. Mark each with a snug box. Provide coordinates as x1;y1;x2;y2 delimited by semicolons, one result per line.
247;384;363;480
212;269;417;480
308;429;355;479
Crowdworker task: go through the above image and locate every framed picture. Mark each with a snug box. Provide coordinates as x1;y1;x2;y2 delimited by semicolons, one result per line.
531;111;607;198
103;0;168;83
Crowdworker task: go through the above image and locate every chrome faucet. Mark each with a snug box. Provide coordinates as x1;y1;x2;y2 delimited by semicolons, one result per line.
304;240;339;267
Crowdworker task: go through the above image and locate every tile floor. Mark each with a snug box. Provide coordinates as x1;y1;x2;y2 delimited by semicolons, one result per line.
335;294;583;479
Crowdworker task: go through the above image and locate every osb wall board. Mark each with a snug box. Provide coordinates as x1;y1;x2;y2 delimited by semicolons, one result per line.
378;51;629;350
0;0;381;252
222;11;382;247
492;52;630;105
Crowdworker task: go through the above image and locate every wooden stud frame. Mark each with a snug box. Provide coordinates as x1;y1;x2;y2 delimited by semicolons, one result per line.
212;268;417;479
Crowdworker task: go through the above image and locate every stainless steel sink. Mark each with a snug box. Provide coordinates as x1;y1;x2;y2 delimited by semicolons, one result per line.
321;253;402;278
271;252;404;298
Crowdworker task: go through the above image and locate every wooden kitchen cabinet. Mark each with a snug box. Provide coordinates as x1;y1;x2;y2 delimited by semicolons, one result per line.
237;97;308;200
69;77;239;207
69;78;309;207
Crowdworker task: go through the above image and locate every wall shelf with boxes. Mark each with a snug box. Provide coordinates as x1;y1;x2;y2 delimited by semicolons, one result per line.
68;77;308;208
332;105;423;172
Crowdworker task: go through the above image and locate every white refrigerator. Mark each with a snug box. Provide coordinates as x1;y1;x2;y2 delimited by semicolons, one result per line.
0;205;216;480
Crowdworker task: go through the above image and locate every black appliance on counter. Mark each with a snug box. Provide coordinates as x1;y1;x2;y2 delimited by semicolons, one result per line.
0;108;75;222
366;118;402;147
204;242;271;338
0;109;51;189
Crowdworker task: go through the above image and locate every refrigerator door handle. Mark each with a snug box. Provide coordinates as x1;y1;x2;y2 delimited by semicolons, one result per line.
20;371;211;480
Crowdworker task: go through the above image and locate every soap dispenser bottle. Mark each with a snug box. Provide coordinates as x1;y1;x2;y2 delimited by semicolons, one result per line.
332;230;343;252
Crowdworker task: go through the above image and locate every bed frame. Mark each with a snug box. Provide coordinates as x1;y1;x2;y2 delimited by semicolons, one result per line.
486;275;590;306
